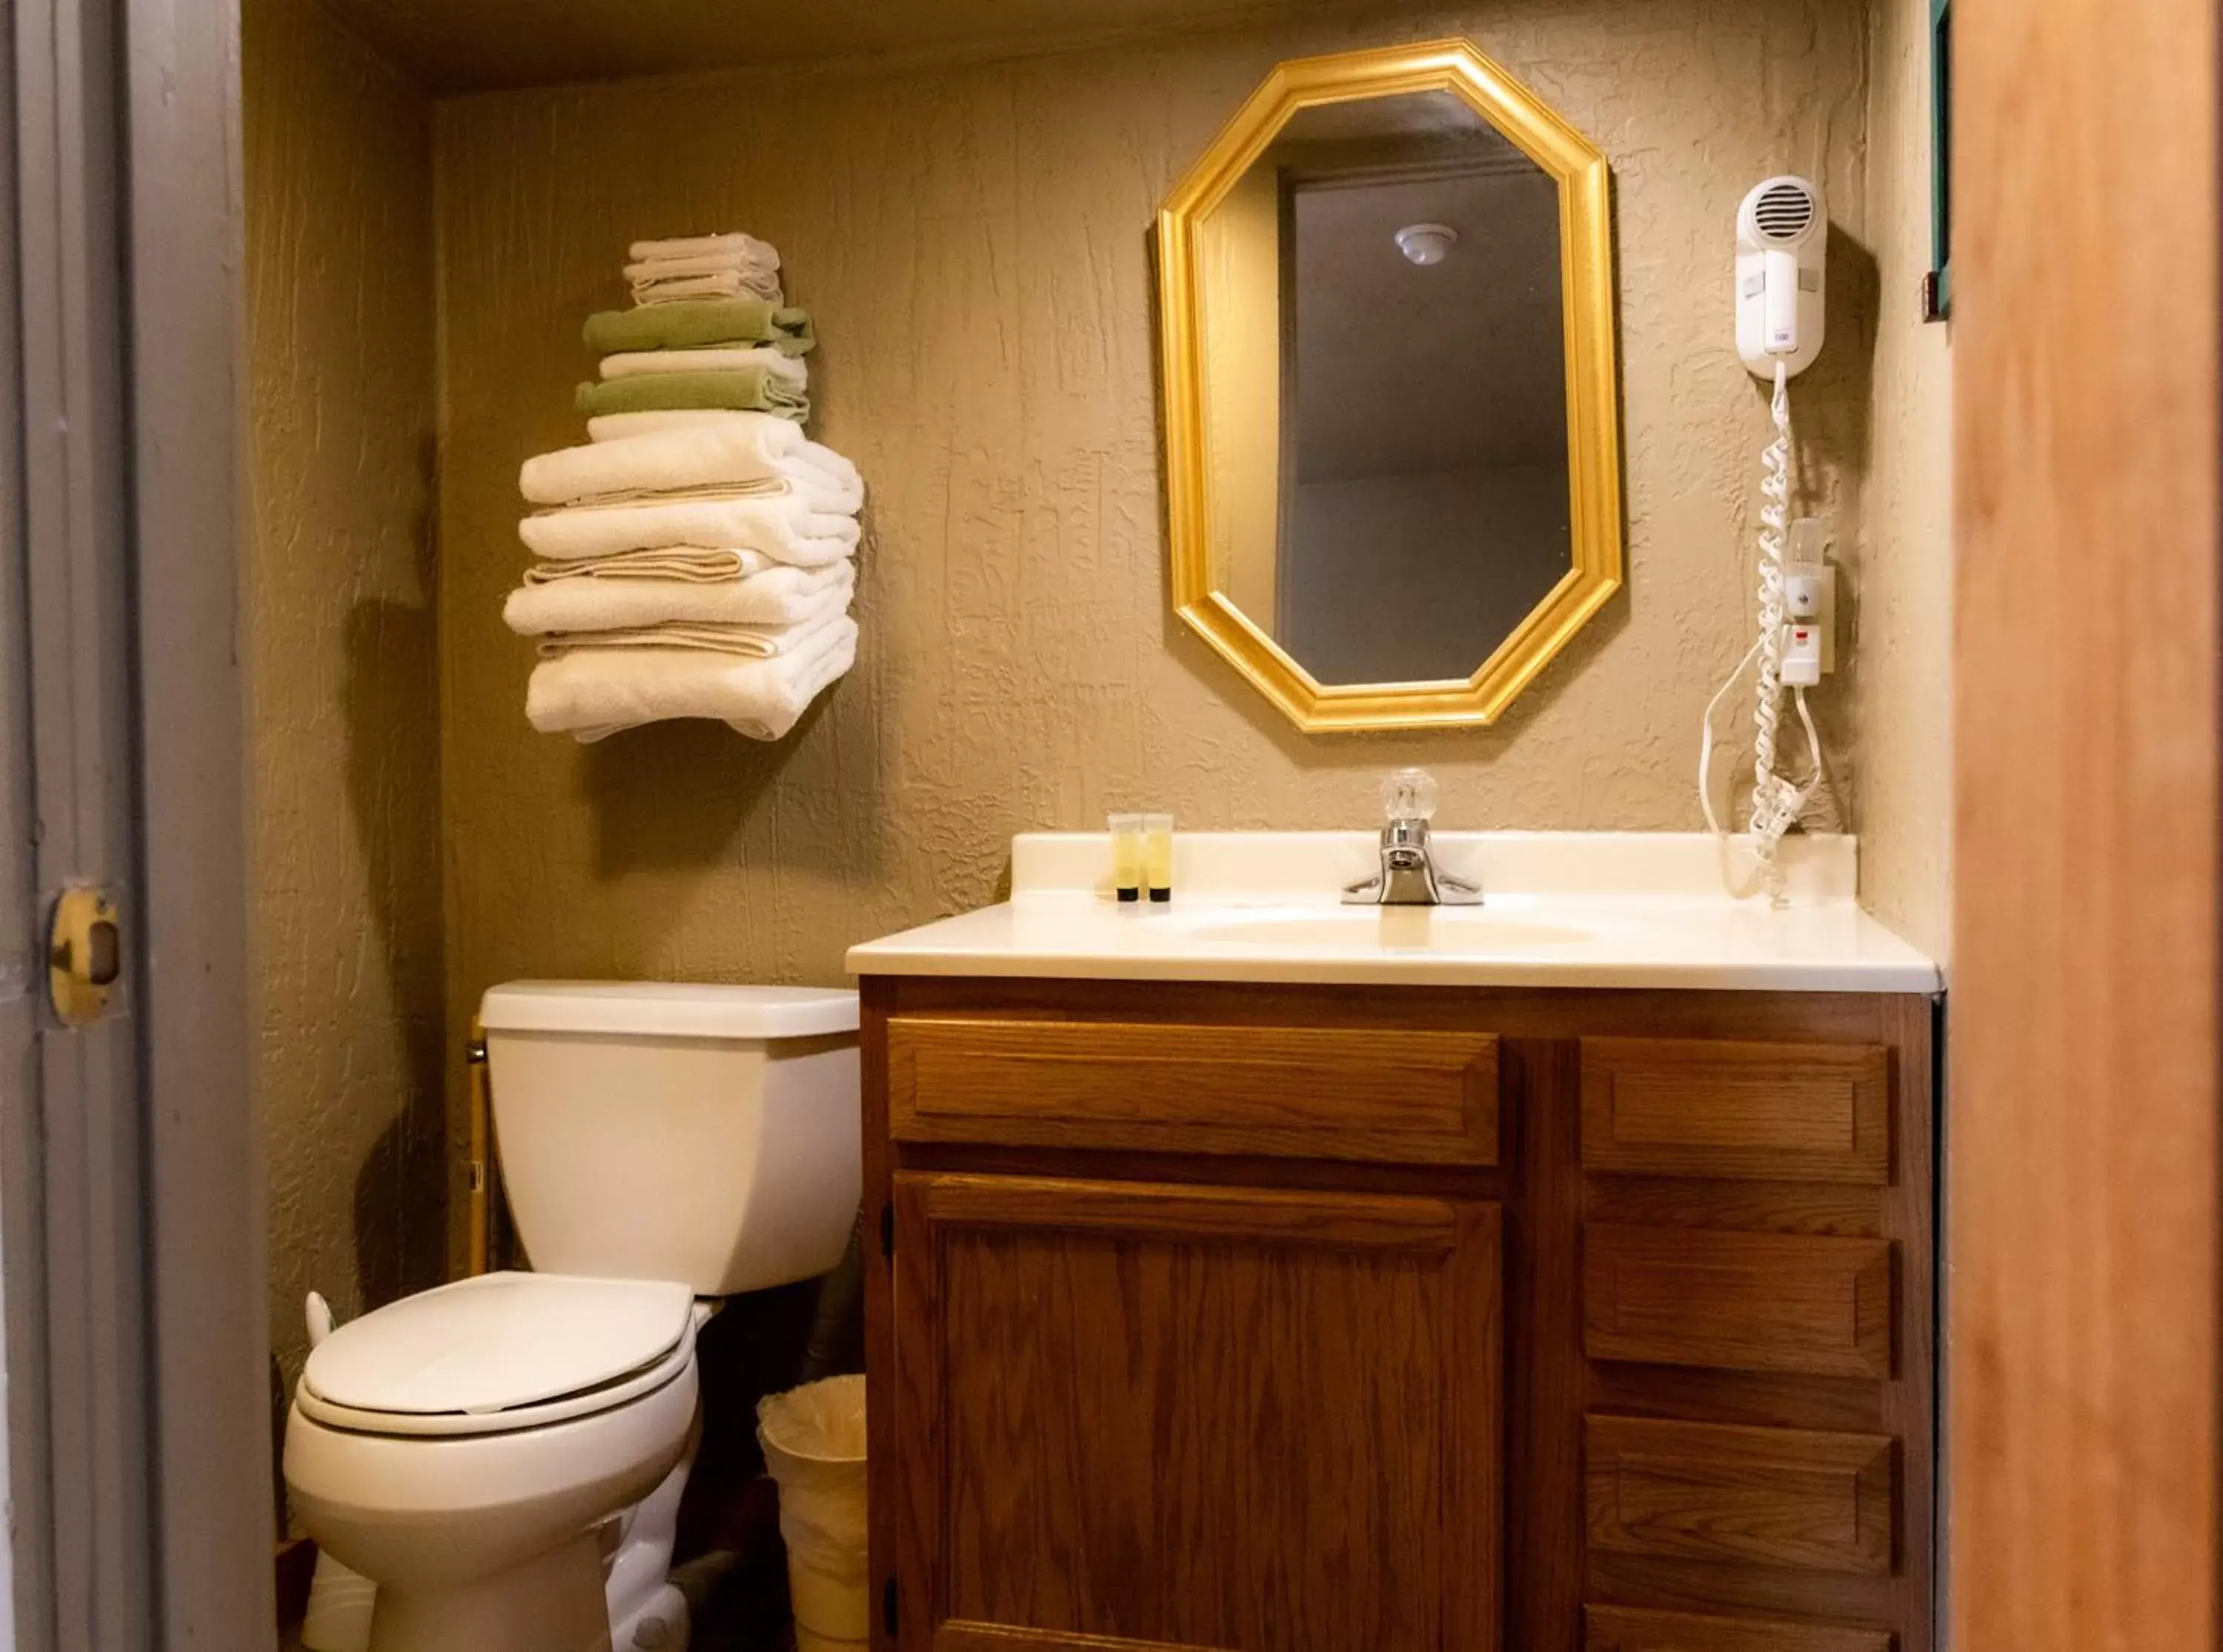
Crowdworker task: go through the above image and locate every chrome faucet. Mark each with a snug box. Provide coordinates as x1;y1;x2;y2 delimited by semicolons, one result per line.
1343;768;1482;906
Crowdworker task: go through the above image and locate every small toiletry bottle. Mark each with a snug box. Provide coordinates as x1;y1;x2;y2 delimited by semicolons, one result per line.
1143;813;1175;903
1108;813;1143;903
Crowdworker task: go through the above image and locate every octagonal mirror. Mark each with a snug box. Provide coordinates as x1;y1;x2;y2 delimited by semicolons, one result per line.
1157;39;1622;731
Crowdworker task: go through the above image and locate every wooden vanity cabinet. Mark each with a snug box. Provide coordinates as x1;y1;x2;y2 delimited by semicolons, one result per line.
860;977;1935;1652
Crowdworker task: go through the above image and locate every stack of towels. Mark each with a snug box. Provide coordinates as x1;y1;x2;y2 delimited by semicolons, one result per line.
505;236;863;742
624;230;782;304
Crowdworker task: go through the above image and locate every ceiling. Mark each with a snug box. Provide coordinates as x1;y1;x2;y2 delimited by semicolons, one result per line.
319;0;1403;94
1289;153;1569;482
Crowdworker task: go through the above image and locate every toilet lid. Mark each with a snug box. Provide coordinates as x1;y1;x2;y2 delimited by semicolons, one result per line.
479;980;858;1039
301;1272;694;1419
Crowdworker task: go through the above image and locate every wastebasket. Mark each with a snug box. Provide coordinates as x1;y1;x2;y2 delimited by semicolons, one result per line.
757;1374;868;1652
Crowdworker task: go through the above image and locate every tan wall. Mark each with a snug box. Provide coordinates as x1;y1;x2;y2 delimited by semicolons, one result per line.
1199;161;1284;623
1852;0;1954;962
244;0;445;1464
433;0;1878;1046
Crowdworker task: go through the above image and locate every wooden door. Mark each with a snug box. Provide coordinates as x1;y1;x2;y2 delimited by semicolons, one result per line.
889;1172;1501;1652
1953;0;2219;1644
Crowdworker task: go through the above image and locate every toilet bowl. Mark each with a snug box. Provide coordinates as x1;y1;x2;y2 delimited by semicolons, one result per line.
282;983;860;1652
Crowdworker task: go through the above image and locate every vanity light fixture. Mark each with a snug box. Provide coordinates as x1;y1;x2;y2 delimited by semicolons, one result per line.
1395;222;1460;265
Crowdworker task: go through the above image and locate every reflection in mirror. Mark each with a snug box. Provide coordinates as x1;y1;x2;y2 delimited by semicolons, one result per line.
1197;90;1572;687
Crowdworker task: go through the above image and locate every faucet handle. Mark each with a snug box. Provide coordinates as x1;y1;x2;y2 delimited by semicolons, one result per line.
1380;767;1439;825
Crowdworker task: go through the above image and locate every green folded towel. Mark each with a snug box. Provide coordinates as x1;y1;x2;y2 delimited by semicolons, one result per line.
582;299;816;356
575;368;810;420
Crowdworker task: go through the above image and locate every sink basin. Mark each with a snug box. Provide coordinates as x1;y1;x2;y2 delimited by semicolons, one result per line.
1183;908;1593;951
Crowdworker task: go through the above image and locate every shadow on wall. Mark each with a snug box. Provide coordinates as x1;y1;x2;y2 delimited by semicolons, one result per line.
342;589;448;1339
262;581;450;1527
569;667;882;885
575;710;823;877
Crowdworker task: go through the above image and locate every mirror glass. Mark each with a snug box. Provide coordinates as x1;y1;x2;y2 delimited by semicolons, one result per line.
1194;90;1573;687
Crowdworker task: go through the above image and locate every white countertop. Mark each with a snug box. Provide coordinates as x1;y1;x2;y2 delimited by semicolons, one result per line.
846;832;1941;994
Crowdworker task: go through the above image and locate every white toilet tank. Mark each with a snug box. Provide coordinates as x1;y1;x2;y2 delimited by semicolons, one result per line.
479;982;860;1296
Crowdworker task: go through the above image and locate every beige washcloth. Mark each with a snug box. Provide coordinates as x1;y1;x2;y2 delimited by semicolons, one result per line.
508;562;853;634
522;547;770;586
519;488;860;567
628;232;776;263
630;270;780;303
626;233;782;303
535;607;851;661
599;346;809;384
527;615;857;742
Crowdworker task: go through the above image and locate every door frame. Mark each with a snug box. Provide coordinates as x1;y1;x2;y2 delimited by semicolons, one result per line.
4;0;272;1647
1950;0;2219;1643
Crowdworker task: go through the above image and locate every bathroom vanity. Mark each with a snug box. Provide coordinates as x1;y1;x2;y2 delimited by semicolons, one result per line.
848;833;1939;1652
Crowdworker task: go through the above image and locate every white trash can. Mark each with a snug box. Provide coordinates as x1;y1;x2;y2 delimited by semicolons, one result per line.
757;1374;868;1652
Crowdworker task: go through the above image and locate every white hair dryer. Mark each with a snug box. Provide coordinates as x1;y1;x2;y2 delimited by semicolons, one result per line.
1704;174;1835;902
1735;176;1827;379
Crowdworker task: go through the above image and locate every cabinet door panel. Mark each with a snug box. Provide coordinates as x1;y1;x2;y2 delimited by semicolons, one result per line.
888;1015;1499;1164
894;1172;1501;1652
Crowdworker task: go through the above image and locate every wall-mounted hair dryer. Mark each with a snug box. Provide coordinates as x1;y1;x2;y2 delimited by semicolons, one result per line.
1735;176;1827;378
1704;173;1836;902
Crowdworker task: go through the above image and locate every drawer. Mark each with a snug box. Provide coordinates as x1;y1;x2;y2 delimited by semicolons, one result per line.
886;1015;1498;1165
1584;1225;1895;1378
1586;1416;1896;1576
1586;1606;1893;1652
1581;1039;1891;1183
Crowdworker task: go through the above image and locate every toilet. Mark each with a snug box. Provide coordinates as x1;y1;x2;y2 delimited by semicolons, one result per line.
283;982;862;1652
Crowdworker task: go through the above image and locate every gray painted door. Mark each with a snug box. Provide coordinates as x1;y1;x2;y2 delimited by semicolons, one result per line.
4;0;274;1647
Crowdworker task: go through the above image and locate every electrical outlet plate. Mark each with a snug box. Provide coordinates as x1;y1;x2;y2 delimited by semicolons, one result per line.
1785;518;1838;674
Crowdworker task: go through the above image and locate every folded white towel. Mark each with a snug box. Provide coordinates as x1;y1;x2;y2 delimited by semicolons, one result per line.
586;407;843;452
535;607;851;661
627;232;780;267
520;414;863;508
507;562;853;633
599;346;809;385
582;413;860;508
520;490;860;567
522;547;771;585
528;615;857;742
629;270;782;304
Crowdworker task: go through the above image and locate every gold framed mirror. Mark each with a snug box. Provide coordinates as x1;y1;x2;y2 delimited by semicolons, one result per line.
1157;39;1622;732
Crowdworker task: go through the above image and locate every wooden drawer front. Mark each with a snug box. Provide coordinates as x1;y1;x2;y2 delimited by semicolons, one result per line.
1584;1225;1895;1378
937;1629;1237;1652
888;1016;1498;1164
1585;1606;1893;1652
1581;1039;1890;1183
1586;1416;1896;1576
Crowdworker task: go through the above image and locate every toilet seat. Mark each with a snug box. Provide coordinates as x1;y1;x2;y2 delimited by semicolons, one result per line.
299;1271;699;1439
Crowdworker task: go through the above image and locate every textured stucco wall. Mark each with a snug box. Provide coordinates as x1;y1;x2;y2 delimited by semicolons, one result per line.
433;1;1879;1049
245;0;445;1472
1852;0;1953;962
